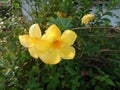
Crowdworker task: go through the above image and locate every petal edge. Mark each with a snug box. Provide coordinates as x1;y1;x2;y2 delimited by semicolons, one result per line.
29;24;41;39
19;35;31;47
61;30;77;46
45;24;61;42
60;46;75;59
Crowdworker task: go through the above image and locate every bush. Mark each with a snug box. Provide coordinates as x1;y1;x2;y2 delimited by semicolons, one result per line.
0;0;120;90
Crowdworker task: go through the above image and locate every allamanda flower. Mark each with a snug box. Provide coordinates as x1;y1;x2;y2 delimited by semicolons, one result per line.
56;11;72;18
81;14;95;24
40;24;77;64
19;24;50;58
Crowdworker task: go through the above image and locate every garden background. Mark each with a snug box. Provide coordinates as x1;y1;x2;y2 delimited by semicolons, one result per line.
0;0;120;90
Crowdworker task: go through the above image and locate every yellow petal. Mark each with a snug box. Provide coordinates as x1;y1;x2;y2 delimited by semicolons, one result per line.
60;46;75;59
41;34;47;39
28;47;39;58
81;19;89;24
34;39;51;52
81;14;95;24
45;24;61;42
61;30;77;46
29;24;41;39
39;49;61;64
19;35;31;47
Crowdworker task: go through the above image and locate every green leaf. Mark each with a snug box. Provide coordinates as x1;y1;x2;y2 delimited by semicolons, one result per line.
116;82;120;87
88;68;94;77
48;17;72;31
105;78;115;86
95;85;102;90
91;78;96;85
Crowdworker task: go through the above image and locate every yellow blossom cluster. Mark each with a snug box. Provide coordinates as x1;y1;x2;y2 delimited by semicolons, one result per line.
19;24;77;64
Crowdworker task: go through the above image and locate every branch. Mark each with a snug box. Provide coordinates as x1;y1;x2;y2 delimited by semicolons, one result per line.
99;49;120;53
43;0;55;17
82;34;120;38
34;0;39;17
97;49;120;55
100;56;120;63
100;49;120;52
72;27;120;32
82;57;104;62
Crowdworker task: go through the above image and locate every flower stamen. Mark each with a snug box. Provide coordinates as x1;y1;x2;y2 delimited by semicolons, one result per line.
52;40;62;49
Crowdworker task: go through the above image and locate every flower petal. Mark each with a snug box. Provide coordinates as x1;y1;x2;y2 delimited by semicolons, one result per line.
81;14;95;24
44;24;61;42
61;30;77;46
34;39;51;52
19;35;31;47
81;19;89;25
39;49;61;64
60;46;75;59
28;47;39;58
29;24;41;39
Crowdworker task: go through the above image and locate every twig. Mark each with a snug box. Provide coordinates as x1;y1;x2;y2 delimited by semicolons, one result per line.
82;57;104;62
71;27;120;32
43;0;55;17
99;49;120;52
100;56;120;63
82;34;120;38
99;49;120;53
97;49;120;55
34;0;39;17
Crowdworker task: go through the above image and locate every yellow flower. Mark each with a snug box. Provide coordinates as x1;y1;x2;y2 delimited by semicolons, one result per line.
19;24;77;65
81;14;95;24
56;11;67;18
56;11;72;18
40;24;77;64
19;24;50;58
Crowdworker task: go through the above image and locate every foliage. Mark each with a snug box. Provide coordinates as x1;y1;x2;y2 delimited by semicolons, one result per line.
0;0;120;90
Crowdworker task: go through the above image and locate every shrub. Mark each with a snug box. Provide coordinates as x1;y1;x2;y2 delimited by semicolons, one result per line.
0;0;120;90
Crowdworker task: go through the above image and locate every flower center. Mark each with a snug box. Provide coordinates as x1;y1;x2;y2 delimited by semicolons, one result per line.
30;38;39;46
52;40;62;49
31;38;39;43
